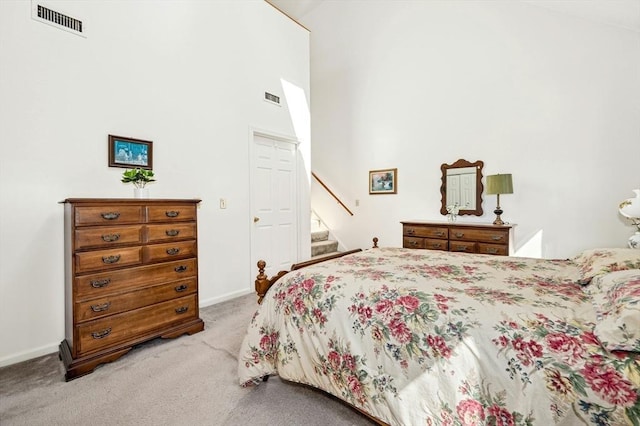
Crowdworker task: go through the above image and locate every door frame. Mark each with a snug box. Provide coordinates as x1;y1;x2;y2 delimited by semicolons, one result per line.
248;126;304;282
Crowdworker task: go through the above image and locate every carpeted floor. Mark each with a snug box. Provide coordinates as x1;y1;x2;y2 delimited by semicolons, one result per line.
0;293;374;425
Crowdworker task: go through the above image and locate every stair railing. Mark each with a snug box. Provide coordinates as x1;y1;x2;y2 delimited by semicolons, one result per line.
312;172;354;216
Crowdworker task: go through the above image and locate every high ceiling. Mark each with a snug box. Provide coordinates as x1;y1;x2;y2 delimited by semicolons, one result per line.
267;0;640;32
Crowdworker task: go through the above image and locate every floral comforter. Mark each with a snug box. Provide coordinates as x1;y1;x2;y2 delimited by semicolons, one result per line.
238;248;640;425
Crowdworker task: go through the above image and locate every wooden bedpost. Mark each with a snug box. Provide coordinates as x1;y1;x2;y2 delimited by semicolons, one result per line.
373;237;379;248
255;260;269;304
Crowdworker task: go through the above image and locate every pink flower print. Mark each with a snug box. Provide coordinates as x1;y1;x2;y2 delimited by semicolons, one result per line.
312;308;326;325
375;299;395;318
327;350;342;370
293;297;306;315
427;334;453;359
342;353;356;371
493;335;509;348
389;317;412;344
581;330;600;347
545;333;584;364
487;405;515;426
347;375;364;401
396;295;420;312
301;278;315;293
357;305;372;323
456;399;485;426
582;363;637;407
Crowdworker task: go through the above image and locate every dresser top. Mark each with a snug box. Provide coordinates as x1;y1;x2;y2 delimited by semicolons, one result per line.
62;198;201;204
401;220;516;229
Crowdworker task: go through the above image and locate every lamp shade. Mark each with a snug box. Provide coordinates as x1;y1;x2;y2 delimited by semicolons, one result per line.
619;189;640;219
486;174;513;195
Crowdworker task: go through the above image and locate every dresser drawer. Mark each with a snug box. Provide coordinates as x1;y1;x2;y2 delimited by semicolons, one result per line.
403;225;448;239
477;243;508;256
425;239;448;251
75;278;197;323
450;227;509;244
75;225;144;250
147;205;197;223
75;206;144;226
403;237;424;249
143;240;197;263
74;259;197;300
449;241;476;253
76;294;198;355
146;222;196;243
75;247;142;274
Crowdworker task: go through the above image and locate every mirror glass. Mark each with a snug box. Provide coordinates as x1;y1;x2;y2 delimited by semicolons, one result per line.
440;159;484;216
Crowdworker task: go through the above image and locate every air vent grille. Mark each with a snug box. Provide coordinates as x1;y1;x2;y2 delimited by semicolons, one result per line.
31;1;85;37
264;92;281;106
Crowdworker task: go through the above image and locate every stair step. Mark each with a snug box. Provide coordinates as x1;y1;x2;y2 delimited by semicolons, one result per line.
311;239;338;257
311;230;329;242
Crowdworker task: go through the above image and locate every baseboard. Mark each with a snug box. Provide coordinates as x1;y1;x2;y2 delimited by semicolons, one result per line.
0;290;253;369
0;342;59;368
199;288;253;308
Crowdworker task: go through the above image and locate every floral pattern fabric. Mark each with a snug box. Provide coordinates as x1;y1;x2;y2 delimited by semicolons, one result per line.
587;269;640;353
573;248;640;284
238;248;640;425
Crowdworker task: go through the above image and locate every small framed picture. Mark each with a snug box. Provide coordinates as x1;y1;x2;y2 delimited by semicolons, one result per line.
369;168;397;194
108;135;153;169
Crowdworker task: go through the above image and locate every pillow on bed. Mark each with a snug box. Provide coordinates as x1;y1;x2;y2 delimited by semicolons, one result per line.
587;269;640;352
573;248;640;284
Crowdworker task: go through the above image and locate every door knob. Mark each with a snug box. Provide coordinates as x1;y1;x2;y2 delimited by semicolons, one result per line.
253;217;260;223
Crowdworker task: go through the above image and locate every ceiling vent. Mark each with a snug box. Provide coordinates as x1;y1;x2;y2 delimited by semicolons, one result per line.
264;92;281;106
31;1;85;38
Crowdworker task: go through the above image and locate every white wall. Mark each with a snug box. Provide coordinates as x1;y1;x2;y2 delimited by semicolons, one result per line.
0;0;310;366
304;1;640;258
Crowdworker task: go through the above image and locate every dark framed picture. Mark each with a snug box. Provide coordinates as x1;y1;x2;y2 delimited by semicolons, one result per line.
369;168;397;194
108;135;153;169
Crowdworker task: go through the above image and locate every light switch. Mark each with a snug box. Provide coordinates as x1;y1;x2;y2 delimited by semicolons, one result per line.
220;198;227;209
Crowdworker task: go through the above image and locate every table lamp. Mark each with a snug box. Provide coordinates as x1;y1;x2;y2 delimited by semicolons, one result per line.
619;189;640;249
486;174;513;226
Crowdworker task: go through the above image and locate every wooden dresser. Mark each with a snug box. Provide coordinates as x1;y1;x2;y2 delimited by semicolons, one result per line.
401;221;515;256
60;198;204;380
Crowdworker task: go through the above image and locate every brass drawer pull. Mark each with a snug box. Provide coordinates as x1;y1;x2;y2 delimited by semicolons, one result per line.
101;233;120;242
167;248;180;255
100;212;120;220
174;265;188;273
456;245;468;251
406;229;415;235
91;328;112;339
166;229;180;237
90;278;111;288
432;243;442;248
102;255;121;264
166;211;180;218
487;248;499;254
491;235;503;241
409;241;418;247
175;306;189;314
90;302;111;312
455;232;464;238
435;231;445;237
175;284;188;292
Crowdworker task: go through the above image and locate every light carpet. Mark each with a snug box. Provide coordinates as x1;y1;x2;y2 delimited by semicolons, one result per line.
0;293;373;425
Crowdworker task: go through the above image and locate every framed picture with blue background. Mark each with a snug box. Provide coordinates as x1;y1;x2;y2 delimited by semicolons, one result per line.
108;135;153;169
369;168;397;194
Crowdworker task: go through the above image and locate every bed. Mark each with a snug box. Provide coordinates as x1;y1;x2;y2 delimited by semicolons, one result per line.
238;245;640;425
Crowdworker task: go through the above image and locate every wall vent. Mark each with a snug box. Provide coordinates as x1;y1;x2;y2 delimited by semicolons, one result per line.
31;1;85;38
264;92;281;106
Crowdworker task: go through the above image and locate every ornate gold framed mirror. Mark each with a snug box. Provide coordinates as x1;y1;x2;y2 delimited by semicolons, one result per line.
439;159;484;216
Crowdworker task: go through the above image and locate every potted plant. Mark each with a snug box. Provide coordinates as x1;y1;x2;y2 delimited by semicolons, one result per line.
121;168;155;198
